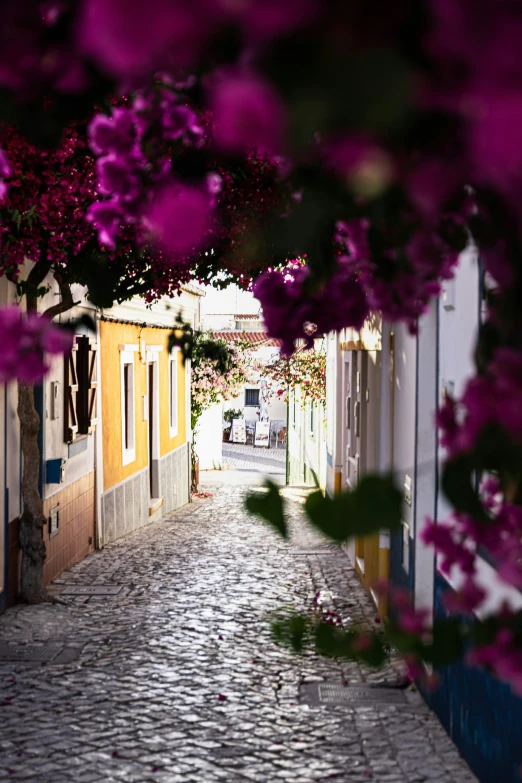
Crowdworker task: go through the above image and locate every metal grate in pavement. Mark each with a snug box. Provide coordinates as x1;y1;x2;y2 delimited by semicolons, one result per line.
300;682;408;707
0;644;63;663
286;546;340;556
60;584;123;596
0;644;83;665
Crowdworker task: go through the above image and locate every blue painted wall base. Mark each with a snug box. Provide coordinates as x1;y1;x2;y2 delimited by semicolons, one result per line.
423;572;522;783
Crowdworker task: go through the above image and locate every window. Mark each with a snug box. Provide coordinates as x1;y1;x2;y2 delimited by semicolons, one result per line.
245;388;260;407
169;350;179;437
64;335;98;442
120;349;136;465
123;365;133;448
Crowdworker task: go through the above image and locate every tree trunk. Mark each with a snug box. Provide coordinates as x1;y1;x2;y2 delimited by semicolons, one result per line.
14;264;75;603
17;382;47;603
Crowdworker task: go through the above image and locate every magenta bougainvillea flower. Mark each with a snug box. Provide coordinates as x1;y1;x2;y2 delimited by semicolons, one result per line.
0;307;73;383
78;0;209;79
254;262;368;355
209;69;286;156
146;181;213;256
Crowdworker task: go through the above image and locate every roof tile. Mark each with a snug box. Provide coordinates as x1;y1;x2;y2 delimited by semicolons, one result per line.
212;331;281;347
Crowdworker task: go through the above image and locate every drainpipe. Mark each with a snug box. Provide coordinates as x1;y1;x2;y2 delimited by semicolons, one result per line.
285;384;290;485
94;311;104;548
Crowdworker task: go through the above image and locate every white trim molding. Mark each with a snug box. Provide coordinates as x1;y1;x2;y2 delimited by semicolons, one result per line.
146;352;161;500
169;348;180;438
120;349;136;466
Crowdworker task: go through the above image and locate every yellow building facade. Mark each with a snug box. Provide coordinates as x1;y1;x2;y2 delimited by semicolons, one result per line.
97;291;202;545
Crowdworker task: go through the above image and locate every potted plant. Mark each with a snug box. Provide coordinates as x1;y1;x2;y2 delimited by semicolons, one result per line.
223;408;243;442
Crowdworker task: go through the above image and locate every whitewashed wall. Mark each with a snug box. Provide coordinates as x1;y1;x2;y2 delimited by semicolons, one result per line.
325;332;343;497
39;282;97;501
392;322;417;577
196;401;224;470
224;343;287;424
437;245;522;616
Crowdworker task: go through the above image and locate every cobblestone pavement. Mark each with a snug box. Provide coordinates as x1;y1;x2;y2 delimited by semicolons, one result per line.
222;443;286;474
0;481;476;783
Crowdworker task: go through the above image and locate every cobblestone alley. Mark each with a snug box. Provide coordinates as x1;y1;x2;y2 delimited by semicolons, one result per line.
0;481;476;783
222;443;286;476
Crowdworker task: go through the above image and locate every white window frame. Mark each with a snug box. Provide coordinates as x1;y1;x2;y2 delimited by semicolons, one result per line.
120;349;136;466
169;348;179;438
146;350;161;498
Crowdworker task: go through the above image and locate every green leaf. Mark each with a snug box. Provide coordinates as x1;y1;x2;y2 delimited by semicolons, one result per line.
245;480;287;539
304;473;402;542
313;623;387;666
356;636;389;668
442;456;488;522
271;614;309;653
314;621;342;658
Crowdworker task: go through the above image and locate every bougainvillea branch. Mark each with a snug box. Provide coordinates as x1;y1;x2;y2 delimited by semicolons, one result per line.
261;346;326;406
0;0;522;695
184;330;251;491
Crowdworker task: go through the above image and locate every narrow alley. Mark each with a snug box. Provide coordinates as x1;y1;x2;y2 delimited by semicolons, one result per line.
0;481;475;783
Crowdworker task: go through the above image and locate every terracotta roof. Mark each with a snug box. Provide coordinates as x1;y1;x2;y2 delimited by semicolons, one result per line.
212;331;281;347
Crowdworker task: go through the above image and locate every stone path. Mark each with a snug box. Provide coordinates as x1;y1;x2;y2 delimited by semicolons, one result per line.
222;443;286;474
0;482;476;783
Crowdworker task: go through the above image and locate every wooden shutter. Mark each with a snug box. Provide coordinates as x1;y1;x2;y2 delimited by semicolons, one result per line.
64;338;80;443
64;335;98;441
79;338;98;435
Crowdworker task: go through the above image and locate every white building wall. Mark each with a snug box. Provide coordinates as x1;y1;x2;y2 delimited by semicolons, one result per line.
288;388;303;484
413;305;438;615
0;279;22;604
196;402;224;471
39;282;97;501
437;245;522;615
392;323;417;576
325;332;343;497
223;343;287;425
0;279;22;524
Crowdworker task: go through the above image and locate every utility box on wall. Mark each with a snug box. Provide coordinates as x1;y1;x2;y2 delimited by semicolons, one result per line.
46;458;66;484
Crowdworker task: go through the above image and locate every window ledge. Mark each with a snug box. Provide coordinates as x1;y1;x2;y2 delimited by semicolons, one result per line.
122;449;136;467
